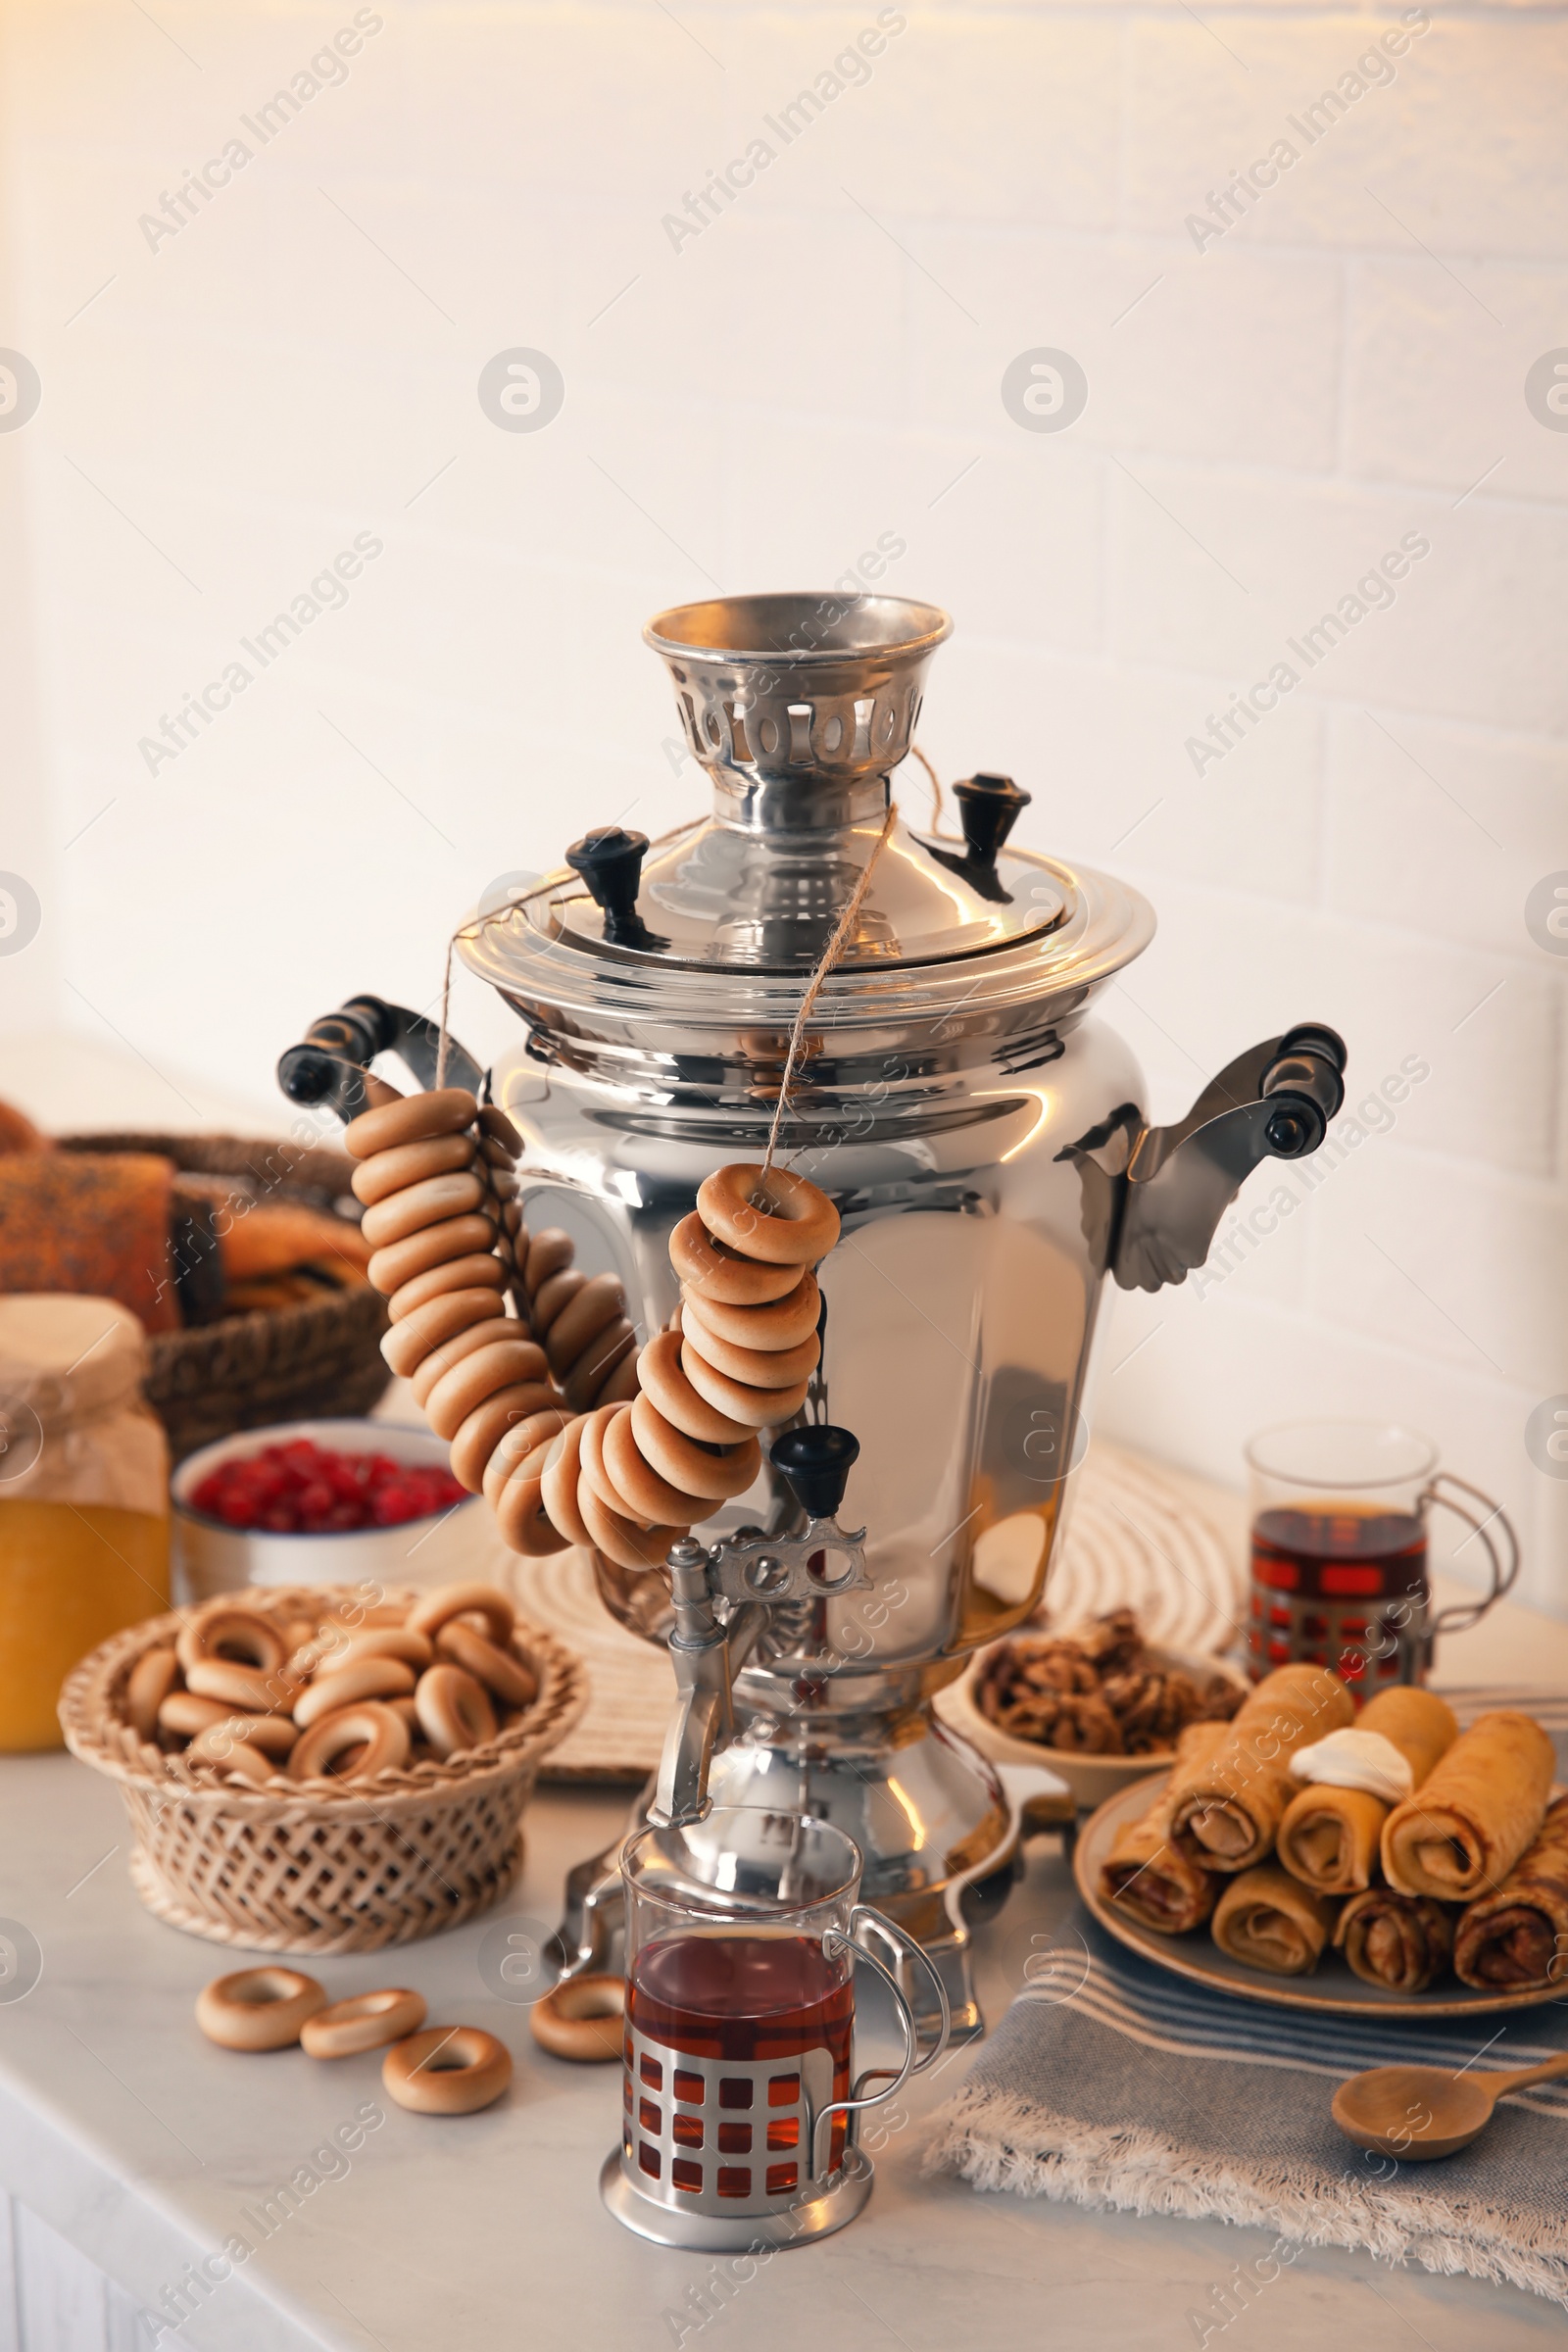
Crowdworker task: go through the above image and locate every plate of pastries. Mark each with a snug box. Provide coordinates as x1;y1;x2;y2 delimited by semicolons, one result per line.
1076;1662;1568;2016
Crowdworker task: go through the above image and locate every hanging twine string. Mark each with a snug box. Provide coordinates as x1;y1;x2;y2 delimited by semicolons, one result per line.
760;797;898;1179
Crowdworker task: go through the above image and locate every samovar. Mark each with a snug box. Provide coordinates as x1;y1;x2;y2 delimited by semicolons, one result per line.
280;592;1345;2037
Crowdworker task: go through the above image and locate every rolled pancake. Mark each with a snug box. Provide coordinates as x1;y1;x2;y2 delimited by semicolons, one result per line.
1277;1687;1459;1896
1167;1664;1353;1874
1335;1888;1454;1993
1381;1710;1554;1902
1211;1865;1337;1976
1453;1795;1568;1991
1100;1723;1228;1935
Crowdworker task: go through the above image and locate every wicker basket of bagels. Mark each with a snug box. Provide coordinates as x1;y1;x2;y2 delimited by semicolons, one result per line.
60;1579;586;1954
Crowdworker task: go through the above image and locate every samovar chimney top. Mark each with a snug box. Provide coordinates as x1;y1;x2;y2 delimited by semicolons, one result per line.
643;592;953;835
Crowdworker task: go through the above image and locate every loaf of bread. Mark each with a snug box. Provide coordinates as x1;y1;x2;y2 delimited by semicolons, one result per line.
0;1151;178;1333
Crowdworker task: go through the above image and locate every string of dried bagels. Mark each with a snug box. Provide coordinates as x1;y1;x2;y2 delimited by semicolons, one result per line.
345;1088;839;1567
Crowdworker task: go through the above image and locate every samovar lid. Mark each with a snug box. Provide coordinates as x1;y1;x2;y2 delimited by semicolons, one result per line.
460;594;1152;1026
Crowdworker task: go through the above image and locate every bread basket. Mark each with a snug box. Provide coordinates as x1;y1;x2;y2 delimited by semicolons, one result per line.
59;1586;587;1955
59;1132;392;1461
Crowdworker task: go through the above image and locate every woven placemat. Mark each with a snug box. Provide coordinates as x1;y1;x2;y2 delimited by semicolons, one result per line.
505;1443;1245;1783
1034;1445;1243;1653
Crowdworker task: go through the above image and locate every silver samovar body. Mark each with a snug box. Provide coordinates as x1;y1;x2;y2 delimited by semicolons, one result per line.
451;595;1346;2032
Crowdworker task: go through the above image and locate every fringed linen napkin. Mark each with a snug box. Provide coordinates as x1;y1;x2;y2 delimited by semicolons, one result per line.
925;1913;1568;2310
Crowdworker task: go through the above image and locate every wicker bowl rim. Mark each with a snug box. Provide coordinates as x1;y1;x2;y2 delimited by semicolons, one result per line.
59;1585;588;1817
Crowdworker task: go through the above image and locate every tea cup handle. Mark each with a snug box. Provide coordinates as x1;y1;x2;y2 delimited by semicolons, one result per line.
847;1901;952;2069
1422;1473;1520;1637
809;1929;916;2183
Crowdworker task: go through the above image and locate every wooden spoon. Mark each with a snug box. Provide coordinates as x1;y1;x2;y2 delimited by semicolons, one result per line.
1333;2052;1568;2160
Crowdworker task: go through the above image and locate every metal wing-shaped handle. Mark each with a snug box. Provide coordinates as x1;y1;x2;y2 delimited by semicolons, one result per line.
1112;1023;1347;1293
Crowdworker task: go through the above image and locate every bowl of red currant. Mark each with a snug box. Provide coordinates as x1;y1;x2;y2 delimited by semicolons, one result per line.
172;1419;485;1600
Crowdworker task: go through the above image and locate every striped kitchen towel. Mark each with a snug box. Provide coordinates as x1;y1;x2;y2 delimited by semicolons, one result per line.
925;1914;1568;2309
1441;1685;1568;1738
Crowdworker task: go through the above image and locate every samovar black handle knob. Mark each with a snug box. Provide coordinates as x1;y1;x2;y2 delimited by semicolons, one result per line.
952;773;1030;868
276;993;483;1118
769;1425;860;1522
1276;1021;1348;1075
565;826;652;946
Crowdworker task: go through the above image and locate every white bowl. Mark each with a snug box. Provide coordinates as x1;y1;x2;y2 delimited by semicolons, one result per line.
937;1642;1250;1810
172;1418;486;1604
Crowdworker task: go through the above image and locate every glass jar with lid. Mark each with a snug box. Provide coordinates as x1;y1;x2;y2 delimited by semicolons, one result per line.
0;1294;170;1750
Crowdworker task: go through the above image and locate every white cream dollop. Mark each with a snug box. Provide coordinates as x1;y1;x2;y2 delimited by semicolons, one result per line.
1288;1728;1414;1805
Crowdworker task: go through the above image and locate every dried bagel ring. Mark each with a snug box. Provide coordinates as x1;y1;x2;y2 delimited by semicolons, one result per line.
368;1212;501;1297
408;1317;530;1408
383;2026;512;2115
494;1433;573;1556
680;1341;810;1430
343;1087;479;1160
680;1271;819;1349
295;1655;416;1726
313;1626;434;1674
407;1581;515;1645
422;1338;550;1443
678;1307;819;1390
477;1102;521;1151
158;1690;233;1739
482;1406;575;1512
381;1289;504;1379
126;1646;178;1740
289;1700;411;1783
351;1130;474;1207
448;1381;559;1494
388;1252;507;1322
575;1478;682;1572
588;1401;710;1528
668;1210;801;1304
361;1169;487;1252
524;1226;576;1290
529;1265;584;1336
183;1710;297;1761
561;1319;637;1411
434;1620;537;1709
539;1418;595;1547
185;1729;277;1785
185;1658;301;1714
415;1664;497;1759
197;1967;327;2051
595;1344;643;1406
301;1987;427;2059
629;1395;760;1502
176;1605;287;1680
636;1329;753;1445
696;1163;839;1266
529;1974;624;2062
543;1272;627;1379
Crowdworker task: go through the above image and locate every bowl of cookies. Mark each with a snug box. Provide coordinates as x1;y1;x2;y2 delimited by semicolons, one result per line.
59;1579;586;1953
939;1607;1249;1808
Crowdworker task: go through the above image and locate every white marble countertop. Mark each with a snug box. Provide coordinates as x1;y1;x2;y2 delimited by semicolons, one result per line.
6;1642;1568;2352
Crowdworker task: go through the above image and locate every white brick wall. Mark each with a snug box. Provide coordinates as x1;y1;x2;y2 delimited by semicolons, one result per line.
0;2;1564;1611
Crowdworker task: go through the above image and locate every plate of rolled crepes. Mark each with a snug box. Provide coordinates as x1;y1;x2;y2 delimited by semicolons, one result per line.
1076;1662;1568;2016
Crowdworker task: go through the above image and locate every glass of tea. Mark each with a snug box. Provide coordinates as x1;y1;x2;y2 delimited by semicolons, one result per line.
1245;1420;1518;1695
605;1807;947;2251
